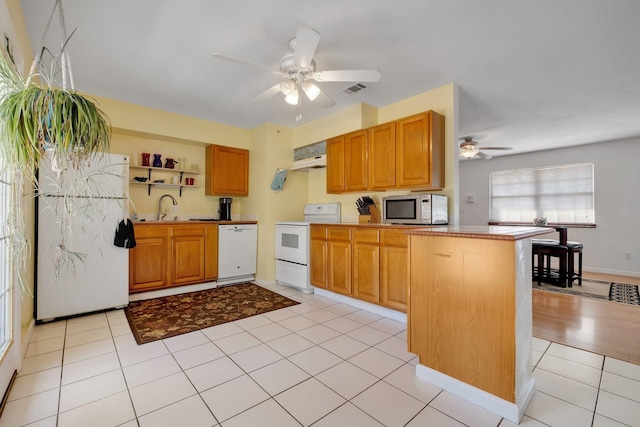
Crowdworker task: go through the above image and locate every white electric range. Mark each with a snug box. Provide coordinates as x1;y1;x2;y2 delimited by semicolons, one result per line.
275;203;341;294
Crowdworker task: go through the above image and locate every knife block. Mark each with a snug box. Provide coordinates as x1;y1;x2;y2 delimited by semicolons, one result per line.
359;205;381;224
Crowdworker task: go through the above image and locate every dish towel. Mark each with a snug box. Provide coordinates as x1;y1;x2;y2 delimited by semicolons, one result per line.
114;219;137;249
270;169;288;191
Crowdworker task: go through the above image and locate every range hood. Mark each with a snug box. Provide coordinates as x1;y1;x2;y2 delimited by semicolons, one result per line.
289;154;326;171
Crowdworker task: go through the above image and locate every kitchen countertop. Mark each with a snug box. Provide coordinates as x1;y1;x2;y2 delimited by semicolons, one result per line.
311;223;443;229
134;220;257;225
405;225;554;240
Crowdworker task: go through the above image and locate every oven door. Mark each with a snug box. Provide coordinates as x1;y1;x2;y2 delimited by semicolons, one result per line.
275;224;308;265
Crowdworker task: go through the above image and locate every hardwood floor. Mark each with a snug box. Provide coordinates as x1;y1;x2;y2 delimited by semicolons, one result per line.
533;272;640;364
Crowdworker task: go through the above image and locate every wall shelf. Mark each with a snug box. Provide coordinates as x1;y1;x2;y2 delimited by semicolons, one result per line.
129;166;202;196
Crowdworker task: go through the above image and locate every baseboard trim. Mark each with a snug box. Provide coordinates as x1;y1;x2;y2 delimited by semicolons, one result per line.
129;281;218;302
415;364;535;424
22;318;35;359
313;288;406;323
584;267;640;278
0;370;17;419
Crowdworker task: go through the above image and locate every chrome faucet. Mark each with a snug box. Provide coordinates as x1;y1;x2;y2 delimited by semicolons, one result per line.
157;194;178;221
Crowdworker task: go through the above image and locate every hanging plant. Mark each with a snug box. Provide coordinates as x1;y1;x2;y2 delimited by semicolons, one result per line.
0;0;116;290
0;39;110;185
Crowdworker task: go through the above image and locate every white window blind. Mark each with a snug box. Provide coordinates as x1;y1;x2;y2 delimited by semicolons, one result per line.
490;163;595;225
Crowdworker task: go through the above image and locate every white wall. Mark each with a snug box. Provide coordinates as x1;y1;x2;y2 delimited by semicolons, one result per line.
459;137;640;277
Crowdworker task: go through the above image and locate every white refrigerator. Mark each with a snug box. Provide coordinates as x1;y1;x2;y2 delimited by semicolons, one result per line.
36;153;130;321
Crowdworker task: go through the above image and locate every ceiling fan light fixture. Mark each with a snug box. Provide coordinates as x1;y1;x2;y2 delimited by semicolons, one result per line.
302;81;320;101
460;146;479;159
285;89;299;105
280;80;295;95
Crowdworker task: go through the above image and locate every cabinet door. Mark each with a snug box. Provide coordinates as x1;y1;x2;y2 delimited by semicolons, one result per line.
171;225;205;285
344;130;368;191
310;226;327;288
380;245;408;312
368;122;396;190
326;136;345;194
328;240;352;296
204;224;218;280
129;225;171;293
327;227;352;296
310;239;327;288
352;229;380;303
396;111;444;189
353;243;380;303
205;145;249;196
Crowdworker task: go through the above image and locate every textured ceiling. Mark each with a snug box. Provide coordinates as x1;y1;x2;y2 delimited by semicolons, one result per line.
18;0;640;156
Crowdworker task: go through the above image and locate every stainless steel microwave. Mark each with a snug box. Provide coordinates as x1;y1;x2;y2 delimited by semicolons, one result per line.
382;193;448;225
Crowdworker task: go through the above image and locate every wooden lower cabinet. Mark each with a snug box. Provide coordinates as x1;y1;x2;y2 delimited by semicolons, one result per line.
204;224;219;281
380;245;408;311
130;223;218;293
310;226;328;288
171;225;205;285
327;227;352;296
129;225;171;293
380;229;409;311
352;229;380;303
310;225;415;312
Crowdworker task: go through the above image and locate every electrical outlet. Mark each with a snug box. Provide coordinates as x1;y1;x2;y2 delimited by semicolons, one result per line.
171;205;180;213
625;252;631;260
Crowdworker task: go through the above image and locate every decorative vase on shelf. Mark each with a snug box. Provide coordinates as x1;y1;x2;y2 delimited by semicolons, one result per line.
141;153;150;167
164;158;176;169
152;154;162;168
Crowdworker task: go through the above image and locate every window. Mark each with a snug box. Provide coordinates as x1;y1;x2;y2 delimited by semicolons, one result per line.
0;155;10;356
490;163;595;225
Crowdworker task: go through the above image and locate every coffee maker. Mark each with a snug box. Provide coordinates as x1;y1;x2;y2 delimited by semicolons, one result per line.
219;197;232;221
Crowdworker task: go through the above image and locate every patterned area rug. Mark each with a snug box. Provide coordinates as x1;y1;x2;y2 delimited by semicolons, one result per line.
533;279;640;306
125;283;300;345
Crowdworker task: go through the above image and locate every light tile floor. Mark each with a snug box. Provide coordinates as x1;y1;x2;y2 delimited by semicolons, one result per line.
2;283;639;427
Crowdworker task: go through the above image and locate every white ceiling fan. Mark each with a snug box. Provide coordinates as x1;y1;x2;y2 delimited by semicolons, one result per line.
211;27;381;111
458;136;513;160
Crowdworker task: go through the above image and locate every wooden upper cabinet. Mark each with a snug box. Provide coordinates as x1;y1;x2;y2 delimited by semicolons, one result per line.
396;111;445;189
205;144;249;196
344;129;368;192
368;122;396;190
325;110;444;194
326;136;345;194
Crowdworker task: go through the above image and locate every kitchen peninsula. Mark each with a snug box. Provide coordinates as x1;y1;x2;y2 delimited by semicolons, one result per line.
406;225;551;423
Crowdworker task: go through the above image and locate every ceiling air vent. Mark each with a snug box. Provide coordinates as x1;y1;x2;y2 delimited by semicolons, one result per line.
342;83;368;95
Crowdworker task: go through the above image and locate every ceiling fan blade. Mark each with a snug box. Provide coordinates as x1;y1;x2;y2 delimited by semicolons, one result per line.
211;53;275;73
314;87;336;108
476;152;493;160
250;84;282;104
313;69;382;82
478;146;513;151
293;27;321;68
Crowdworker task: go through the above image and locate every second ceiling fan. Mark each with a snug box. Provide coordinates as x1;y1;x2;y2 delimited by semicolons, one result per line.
459;137;513;160
211;27;381;110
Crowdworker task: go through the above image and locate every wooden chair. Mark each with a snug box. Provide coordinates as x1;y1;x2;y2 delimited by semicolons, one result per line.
532;240;569;287
566;241;583;287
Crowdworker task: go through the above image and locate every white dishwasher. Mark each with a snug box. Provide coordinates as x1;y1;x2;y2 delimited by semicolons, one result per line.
218;224;258;285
